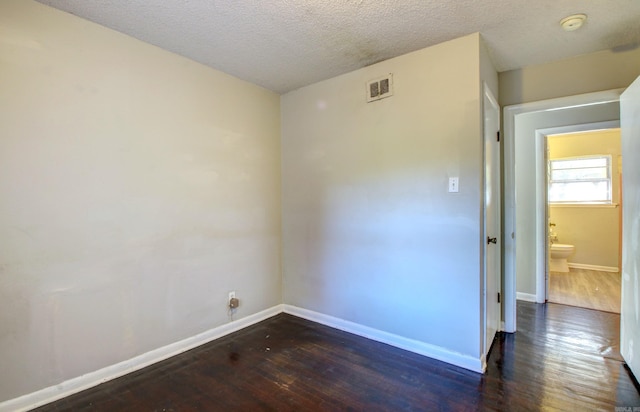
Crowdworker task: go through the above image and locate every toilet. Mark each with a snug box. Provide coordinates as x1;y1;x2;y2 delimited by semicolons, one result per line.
549;243;575;273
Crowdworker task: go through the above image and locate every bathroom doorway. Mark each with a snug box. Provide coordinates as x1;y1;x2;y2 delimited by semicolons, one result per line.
545;128;622;313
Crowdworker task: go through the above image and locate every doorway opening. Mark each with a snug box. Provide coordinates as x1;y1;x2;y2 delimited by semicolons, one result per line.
503;78;640;384
502;88;623;333
544;128;622;313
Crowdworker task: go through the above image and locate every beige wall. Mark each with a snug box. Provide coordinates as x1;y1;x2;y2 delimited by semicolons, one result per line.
499;47;640;106
548;129;621;269
281;33;492;367
0;0;281;402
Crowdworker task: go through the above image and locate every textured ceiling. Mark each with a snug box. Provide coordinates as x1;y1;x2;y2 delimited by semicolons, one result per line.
36;0;640;94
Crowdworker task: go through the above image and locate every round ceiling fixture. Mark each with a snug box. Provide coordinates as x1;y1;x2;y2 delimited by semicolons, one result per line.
560;14;587;31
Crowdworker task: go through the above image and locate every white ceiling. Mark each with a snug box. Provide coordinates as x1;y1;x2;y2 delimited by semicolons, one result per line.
36;0;640;94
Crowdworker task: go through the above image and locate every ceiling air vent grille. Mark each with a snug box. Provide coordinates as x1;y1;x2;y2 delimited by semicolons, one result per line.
366;74;393;103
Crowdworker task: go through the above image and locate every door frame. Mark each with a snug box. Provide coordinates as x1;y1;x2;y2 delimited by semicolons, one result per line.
502;89;624;333
536;121;621;302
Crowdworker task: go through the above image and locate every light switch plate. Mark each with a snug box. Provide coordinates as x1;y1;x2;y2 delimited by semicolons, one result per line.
448;177;459;193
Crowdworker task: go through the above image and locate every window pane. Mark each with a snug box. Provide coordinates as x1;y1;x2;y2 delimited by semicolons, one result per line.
551;167;608;181
549;181;610;202
552;158;607;170
548;155;612;203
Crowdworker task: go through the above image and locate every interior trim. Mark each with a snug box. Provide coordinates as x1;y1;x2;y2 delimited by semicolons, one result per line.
283;304;485;374
550;203;619;208
568;263;619;273
0;305;284;412
3;302;491;411
516;292;537;302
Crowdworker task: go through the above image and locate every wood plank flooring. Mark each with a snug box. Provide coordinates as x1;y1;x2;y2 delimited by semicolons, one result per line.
34;301;639;411
549;268;621;313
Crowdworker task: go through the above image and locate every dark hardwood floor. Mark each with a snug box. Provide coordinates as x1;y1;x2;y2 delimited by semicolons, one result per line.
34;302;640;411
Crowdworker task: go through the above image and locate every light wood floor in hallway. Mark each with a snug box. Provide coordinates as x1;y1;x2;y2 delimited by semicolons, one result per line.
549;268;621;313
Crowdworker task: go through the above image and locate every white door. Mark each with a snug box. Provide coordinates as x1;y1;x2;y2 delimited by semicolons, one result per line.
484;84;501;356
620;76;640;380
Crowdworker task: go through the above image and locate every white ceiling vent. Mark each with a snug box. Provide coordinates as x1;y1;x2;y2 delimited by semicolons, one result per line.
367;74;393;103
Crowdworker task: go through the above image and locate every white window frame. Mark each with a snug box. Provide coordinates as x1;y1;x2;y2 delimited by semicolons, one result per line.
548;155;612;205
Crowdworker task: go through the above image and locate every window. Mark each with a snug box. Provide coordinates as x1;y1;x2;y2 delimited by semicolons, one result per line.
548;156;612;204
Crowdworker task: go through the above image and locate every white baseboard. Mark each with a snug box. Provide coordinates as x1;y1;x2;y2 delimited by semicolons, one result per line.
283;305;484;374
568;263;619;273
0;305;284;412
4;303;488;410
517;292;537;302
